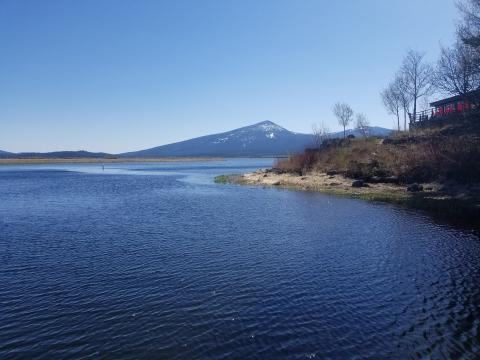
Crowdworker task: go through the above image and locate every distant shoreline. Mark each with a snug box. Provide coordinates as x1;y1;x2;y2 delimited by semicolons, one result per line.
0;157;223;165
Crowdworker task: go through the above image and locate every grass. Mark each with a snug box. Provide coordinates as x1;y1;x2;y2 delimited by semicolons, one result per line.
214;175;234;184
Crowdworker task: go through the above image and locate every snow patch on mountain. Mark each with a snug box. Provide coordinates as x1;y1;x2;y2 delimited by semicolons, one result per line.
255;120;287;133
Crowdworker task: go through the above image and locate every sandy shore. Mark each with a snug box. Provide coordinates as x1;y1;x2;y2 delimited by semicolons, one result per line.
0;157;222;165
227;169;411;199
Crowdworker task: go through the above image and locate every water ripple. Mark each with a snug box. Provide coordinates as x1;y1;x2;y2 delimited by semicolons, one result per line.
0;160;479;359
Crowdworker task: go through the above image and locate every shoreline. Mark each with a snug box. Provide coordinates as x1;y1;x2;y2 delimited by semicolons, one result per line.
0;157;223;165
216;169;480;225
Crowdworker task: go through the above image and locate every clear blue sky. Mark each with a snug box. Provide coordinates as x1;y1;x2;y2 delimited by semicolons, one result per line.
1;0;457;153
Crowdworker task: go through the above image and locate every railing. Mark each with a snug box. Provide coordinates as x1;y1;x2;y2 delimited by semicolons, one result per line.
409;109;435;123
409;107;476;123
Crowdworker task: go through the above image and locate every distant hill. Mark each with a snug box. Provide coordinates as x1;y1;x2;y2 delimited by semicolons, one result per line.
122;121;392;158
0;150;15;158
329;126;392;139
1;150;113;159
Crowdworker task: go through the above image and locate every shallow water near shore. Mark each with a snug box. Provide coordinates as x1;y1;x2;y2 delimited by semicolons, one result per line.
1;158;479;359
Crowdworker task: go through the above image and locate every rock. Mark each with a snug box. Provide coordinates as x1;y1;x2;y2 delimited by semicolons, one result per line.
424;186;433;191
352;180;365;188
272;181;281;186
326;170;337;176
385;176;399;184
407;183;423;192
301;177;307;180
270;168;285;175
370;175;399;184
372;168;387;177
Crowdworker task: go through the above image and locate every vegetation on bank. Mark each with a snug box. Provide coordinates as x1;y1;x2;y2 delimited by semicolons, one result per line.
214;175;233;184
275;117;480;185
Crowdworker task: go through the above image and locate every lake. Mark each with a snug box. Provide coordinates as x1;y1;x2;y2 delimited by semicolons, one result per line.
1;159;479;359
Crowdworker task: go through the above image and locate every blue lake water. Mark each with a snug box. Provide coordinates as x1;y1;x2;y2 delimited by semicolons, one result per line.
1;159;479;359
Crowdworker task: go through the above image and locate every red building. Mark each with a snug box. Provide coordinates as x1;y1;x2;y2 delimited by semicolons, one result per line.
410;89;480;124
430;91;479;116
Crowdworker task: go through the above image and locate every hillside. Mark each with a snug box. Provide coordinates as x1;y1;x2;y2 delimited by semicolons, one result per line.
275;118;480;184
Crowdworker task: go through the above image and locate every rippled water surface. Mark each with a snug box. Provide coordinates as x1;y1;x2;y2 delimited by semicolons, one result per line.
1;159;479;359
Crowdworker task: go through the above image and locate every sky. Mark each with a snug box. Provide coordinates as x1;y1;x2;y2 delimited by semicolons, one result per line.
0;0;458;153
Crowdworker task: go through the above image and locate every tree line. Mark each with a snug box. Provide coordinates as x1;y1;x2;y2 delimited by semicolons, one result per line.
382;0;480;131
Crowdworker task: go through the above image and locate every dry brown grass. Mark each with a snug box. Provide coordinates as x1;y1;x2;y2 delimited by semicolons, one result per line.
275;121;480;184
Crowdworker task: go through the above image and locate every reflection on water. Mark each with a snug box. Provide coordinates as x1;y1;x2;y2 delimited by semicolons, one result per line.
0;159;479;359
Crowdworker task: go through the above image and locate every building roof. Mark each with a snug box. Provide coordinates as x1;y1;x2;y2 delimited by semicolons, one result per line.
430;89;480;107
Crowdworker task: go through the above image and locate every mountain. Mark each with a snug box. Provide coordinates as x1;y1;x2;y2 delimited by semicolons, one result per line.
122;121;392;158
122;121;314;157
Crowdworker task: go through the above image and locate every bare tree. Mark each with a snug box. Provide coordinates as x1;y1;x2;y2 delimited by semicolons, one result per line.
381;83;402;131
355;113;370;138
434;40;480;105
332;102;353;138
400;49;434;121
393;73;412;131
458;0;480;49
312;121;330;148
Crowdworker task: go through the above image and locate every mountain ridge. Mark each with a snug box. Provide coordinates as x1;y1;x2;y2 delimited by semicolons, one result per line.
1;121;392;158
